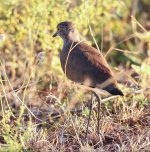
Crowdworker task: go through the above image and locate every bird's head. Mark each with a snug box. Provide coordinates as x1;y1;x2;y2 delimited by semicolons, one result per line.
53;21;80;42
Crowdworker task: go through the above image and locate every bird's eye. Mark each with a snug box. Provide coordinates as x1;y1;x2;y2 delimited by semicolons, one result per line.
57;27;60;31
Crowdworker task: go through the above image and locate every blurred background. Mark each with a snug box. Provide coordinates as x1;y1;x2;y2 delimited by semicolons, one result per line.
0;0;150;102
0;0;150;151
0;0;150;118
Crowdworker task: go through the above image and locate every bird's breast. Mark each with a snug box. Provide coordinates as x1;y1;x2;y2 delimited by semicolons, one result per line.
60;49;84;83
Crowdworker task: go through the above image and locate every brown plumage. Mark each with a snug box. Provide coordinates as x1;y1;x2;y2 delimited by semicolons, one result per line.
53;21;123;96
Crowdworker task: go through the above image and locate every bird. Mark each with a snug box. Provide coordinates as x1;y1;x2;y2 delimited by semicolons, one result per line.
53;21;123;138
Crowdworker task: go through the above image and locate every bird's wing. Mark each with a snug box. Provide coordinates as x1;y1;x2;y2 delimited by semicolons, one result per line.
74;42;114;77
71;42;119;91
62;41;123;95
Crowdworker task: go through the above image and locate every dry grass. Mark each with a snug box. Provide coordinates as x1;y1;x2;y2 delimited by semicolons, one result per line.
0;57;150;151
0;0;150;151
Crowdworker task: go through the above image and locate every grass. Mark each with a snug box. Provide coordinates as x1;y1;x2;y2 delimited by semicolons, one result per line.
0;47;149;151
0;0;150;151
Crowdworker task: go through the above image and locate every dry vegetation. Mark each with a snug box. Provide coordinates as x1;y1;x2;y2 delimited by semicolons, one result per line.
0;0;150;151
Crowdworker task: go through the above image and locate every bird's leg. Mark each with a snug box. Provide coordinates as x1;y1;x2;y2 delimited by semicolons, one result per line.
85;93;93;139
93;92;101;135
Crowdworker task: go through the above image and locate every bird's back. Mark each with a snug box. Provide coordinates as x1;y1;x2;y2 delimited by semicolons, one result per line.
60;41;123;96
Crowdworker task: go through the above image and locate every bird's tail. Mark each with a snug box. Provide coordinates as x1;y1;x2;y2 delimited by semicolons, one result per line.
106;87;124;96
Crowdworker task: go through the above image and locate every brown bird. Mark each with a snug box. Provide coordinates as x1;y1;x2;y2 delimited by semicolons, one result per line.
53;21;123;138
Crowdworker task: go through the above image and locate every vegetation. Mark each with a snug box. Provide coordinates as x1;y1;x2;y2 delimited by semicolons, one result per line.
0;0;150;151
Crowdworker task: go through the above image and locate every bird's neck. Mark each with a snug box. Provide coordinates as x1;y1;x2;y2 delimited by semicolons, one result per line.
63;30;80;45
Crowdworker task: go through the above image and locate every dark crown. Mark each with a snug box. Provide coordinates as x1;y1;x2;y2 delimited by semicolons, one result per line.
57;21;74;30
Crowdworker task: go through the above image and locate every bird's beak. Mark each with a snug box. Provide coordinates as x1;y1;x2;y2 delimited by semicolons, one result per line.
53;31;58;37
